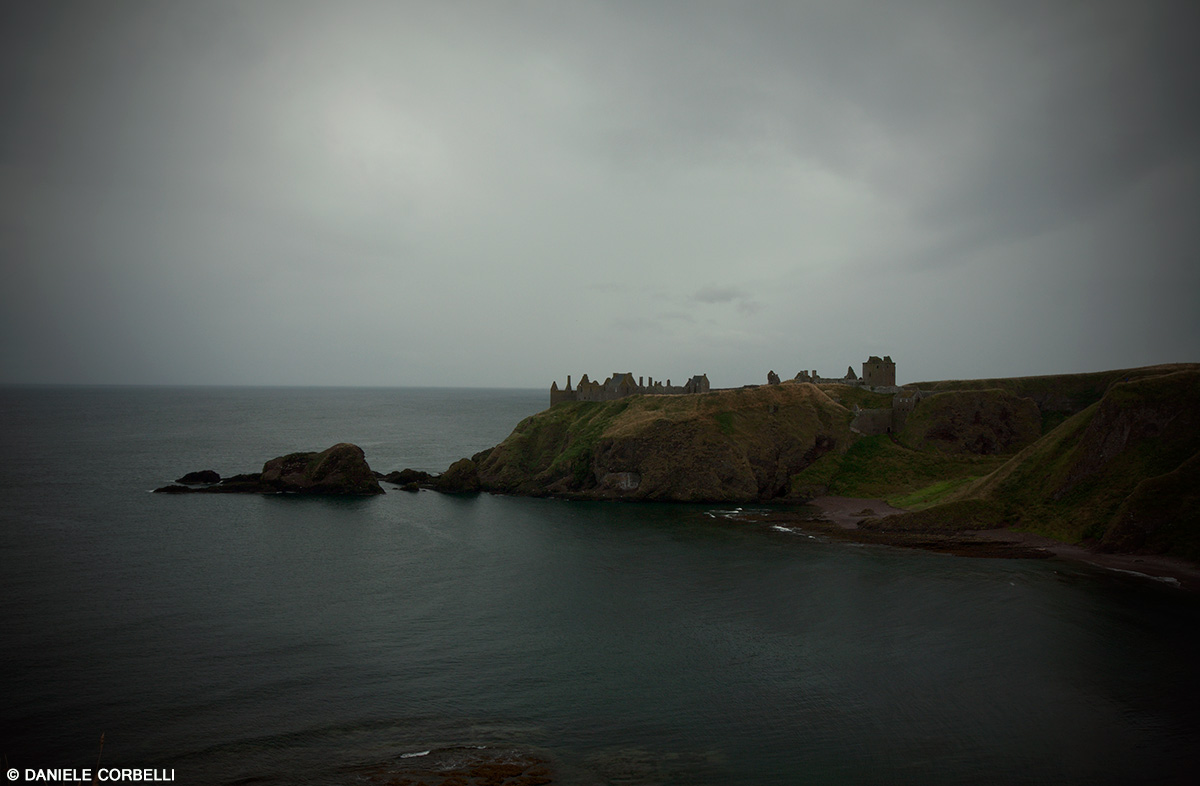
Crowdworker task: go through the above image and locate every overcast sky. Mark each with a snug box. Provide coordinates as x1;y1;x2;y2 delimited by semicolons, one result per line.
2;1;1197;388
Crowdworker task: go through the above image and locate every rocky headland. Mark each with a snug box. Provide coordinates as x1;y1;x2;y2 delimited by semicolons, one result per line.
432;363;1200;574
470;382;851;502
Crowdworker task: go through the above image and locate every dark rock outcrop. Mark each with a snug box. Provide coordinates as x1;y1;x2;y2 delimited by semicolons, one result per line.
382;468;432;485
259;443;384;495
220;472;263;488
432;458;481;493
155;444;383;496
153;484;195;494
175;470;220;484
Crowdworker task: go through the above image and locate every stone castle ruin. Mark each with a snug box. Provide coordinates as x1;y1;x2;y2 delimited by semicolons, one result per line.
549;355;916;438
790;355;897;391
550;372;710;405
550;356;899;406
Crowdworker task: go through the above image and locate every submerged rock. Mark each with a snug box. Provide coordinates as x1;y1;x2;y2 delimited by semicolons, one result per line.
153;484;195;494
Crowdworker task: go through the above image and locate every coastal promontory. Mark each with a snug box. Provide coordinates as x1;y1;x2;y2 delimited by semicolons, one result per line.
448;363;1200;565
474;382;853;502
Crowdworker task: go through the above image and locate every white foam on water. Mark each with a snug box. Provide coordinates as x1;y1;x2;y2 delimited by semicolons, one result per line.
769;525;820;539
704;508;745;520
1104;567;1181;587
400;750;431;758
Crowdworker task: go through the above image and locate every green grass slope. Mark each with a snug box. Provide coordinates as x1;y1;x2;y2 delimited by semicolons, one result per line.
907;368;1200;558
789;434;1008;503
476;383;853;502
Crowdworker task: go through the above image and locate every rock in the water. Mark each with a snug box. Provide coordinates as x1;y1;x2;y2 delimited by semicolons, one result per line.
221;472;262;485
175;469;220;484
153;484;196;494
259;443;384;495
156;445;383;495
383;468;432;485
432;457;480;493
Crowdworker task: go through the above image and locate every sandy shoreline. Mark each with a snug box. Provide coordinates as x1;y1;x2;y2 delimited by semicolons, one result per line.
792;496;1200;592
807;496;907;529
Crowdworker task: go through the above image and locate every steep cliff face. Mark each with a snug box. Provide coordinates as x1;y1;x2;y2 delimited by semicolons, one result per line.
475;383;853;502
1057;371;1200;494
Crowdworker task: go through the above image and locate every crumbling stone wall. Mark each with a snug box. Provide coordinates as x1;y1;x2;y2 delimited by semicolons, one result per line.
551;372;710;405
850;407;895;435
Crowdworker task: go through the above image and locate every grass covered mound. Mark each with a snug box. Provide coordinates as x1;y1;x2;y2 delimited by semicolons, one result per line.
789;434;1007;502
898;388;1041;455
476;383;853;502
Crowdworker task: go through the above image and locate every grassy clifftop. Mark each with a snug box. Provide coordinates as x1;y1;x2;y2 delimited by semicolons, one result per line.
885;368;1200;559
476;382;853;502
911;364;1196;433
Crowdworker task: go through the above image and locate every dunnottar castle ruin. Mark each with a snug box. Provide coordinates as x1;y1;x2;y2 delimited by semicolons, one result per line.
550;372;712;405
552;356;898;403
550;356;919;435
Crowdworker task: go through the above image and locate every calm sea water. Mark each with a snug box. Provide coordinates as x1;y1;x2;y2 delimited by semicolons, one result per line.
1;386;1198;785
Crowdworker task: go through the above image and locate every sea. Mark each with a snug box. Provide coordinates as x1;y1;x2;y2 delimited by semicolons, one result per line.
1;386;1198;785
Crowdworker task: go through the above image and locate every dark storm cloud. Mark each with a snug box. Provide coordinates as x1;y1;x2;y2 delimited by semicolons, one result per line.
907;2;1200;264
1;1;1196;386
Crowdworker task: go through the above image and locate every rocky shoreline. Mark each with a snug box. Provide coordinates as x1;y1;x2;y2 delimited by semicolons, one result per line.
151;446;1200;590
754;496;1200;591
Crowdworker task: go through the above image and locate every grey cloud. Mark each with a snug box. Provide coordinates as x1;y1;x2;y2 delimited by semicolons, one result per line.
694;286;762;317
1;1;1196;386
694;286;746;304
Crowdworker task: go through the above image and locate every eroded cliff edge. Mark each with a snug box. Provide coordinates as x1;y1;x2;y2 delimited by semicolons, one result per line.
474;382;852;502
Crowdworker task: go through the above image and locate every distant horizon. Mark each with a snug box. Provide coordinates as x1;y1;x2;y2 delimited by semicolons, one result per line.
3;357;1196;392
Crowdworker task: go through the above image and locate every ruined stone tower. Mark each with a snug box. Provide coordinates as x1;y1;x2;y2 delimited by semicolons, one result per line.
861;355;896;387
